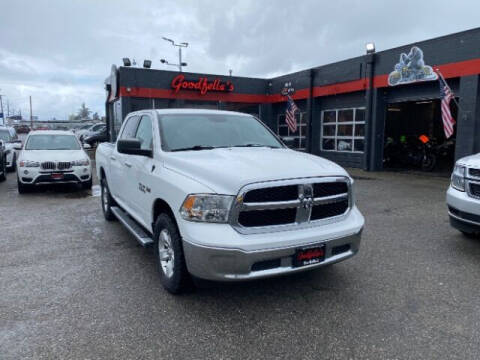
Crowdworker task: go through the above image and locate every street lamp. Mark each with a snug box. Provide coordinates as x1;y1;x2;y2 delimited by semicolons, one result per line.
161;37;189;72
366;42;376;54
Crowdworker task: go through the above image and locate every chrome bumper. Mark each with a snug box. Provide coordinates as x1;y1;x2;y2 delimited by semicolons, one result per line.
183;230;362;281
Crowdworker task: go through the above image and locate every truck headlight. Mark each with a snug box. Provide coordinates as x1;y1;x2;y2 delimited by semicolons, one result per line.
451;164;466;191
72;158;90;166
180;194;234;223
19;160;40;168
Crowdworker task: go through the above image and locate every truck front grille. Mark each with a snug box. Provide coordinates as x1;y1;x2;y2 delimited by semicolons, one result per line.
232;177;351;233
470;183;480;197
469;168;480;178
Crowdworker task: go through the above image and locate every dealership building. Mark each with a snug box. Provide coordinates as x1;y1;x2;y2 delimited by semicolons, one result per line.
105;27;480;171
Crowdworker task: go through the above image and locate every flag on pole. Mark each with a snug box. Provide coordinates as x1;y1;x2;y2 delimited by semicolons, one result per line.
438;73;456;139
285;95;298;133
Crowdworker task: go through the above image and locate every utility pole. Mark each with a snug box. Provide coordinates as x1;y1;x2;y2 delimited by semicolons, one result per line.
29;96;33;129
0;91;4;126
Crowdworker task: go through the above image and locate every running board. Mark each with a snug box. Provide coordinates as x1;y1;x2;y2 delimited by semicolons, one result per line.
111;206;153;247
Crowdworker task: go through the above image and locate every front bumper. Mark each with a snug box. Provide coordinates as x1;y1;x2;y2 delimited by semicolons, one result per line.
446;185;480;233
181;206;364;281
17;166;91;185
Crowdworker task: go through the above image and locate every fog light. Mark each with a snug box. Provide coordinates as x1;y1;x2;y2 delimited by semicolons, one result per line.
24;170;29;175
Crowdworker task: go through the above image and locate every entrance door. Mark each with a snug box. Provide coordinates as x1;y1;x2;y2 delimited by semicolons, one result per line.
383;99;456;173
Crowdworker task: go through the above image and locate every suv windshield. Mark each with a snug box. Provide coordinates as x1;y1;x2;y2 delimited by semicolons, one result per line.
0;130;11;142
25;135;81;150
159;114;283;151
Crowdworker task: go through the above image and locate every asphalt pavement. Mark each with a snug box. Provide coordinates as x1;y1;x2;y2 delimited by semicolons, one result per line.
1;165;479;359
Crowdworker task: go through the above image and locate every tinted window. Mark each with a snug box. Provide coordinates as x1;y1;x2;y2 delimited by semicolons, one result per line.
92;124;104;131
0;130;11;142
135;116;153;150
159;114;283;151
25;135;81;150
120;116;139;139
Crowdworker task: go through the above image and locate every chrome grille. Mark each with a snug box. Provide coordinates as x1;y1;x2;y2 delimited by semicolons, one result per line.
469;168;480;178
41;161;56;170
231;177;351;234
57;161;72;170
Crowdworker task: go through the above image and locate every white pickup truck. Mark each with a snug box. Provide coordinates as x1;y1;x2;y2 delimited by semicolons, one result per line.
447;154;480;237
96;109;364;293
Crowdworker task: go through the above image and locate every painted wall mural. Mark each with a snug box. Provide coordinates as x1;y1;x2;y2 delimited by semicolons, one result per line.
388;46;438;86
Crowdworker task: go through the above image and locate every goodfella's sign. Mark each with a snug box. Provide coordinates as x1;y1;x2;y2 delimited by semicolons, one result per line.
171;74;234;95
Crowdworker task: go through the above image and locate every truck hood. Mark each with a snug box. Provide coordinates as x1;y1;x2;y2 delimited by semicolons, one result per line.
20;150;88;162
163;148;349;194
458;153;480;168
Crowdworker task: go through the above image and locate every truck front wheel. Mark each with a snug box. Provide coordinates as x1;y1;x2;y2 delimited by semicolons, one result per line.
153;214;191;294
101;178;116;221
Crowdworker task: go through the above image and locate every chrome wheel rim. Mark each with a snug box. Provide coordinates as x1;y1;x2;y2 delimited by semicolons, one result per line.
102;183;109;212
158;229;174;278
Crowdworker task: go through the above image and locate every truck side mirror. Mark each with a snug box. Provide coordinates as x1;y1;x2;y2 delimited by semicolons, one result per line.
117;138;152;157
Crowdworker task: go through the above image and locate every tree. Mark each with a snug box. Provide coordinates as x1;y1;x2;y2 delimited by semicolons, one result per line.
92;112;100;121
76;103;91;120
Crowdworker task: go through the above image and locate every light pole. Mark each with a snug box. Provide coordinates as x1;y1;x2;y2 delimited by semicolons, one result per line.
161;37;188;72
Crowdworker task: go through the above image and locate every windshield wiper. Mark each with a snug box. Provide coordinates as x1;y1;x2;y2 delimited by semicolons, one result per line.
171;145;215;152
232;144;280;148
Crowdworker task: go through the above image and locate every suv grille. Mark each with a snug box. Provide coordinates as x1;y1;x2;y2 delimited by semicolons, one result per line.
41;161;56;170
469;168;480;178
57;161;72;170
233;178;350;232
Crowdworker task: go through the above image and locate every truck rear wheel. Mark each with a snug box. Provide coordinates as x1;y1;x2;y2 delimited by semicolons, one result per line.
153;213;191;294
101;178;116;221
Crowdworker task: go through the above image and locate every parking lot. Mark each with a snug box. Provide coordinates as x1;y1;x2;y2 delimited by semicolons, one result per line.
1;166;479;359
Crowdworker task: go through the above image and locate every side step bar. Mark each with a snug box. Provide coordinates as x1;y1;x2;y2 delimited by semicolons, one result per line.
111;206;154;247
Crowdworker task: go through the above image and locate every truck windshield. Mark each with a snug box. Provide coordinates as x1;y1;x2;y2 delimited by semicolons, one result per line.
158;114;284;151
25;135;81;150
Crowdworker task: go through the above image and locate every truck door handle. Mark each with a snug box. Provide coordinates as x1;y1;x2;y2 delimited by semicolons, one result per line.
110;156;116;161
124;162;132;168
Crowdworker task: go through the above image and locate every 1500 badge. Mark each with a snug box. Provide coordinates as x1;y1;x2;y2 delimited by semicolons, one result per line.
138;183;151;193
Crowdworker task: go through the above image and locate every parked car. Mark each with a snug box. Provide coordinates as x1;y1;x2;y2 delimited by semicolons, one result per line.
447;154;480;237
0;139;6;182
14;125;31;134
96;109;364;294
84;126;108;147
73;124;92;134
0;126;22;171
77;123;105;142
17;130;92;193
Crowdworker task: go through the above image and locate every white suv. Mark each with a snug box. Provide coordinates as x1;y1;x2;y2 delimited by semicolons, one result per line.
447;154;480;236
17;130;92;193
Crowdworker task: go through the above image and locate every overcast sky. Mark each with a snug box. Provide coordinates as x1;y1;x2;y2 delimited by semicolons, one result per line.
0;0;479;120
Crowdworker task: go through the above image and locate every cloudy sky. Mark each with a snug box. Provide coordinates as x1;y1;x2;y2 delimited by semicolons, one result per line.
0;0;479;120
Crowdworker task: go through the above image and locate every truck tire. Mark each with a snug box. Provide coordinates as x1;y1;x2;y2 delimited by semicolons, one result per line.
101;178;116;221
8;153;16;172
153;213;191;294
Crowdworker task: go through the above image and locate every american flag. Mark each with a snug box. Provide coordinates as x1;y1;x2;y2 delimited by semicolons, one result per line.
285;95;298;133
439;75;456;138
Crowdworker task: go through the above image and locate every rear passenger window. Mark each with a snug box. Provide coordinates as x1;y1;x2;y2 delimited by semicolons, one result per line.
135;115;153;150
120;116;139;139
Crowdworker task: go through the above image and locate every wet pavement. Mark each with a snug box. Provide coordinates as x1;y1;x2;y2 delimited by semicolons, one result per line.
1;166;480;359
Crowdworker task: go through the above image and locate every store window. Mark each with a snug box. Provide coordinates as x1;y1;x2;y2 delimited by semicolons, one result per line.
277;112;307;151
321;108;365;153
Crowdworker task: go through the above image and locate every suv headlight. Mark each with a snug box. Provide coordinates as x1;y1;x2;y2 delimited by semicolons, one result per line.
180;194;234;223
19;160;40;168
451;164;466;191
72;158;90;166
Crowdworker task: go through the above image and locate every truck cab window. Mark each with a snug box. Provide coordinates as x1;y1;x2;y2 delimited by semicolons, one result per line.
135;115;153;150
119;116;140;139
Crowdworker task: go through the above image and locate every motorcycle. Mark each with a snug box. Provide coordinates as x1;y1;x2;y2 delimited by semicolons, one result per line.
384;135;436;171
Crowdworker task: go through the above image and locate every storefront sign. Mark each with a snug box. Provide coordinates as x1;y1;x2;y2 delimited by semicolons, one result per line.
171;74;234;95
388;46;438;86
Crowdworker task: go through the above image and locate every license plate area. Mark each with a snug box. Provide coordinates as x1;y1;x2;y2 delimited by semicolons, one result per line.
293;245;325;267
51;173;64;180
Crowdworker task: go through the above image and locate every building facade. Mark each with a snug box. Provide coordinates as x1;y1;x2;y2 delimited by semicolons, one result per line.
105;27;480;171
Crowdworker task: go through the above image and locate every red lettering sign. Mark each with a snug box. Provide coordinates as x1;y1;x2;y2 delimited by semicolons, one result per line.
171;74;234;95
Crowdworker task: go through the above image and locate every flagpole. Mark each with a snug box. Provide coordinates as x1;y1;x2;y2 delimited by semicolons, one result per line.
435;68;460;108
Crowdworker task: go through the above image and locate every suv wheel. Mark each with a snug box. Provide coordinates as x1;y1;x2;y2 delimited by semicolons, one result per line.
0;157;6;182
101;178;116;221
82;178;93;190
17;177;30;193
154;214;191;294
